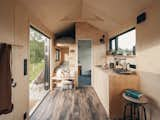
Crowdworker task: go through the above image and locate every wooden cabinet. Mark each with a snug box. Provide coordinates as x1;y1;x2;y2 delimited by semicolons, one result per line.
14;2;28;46
109;73;140;119
93;67;140;119
0;0;14;44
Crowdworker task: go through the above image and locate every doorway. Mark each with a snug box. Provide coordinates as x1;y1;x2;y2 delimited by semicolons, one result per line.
78;40;92;87
29;26;50;116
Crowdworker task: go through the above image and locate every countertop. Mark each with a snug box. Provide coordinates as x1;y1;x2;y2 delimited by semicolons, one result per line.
94;65;137;76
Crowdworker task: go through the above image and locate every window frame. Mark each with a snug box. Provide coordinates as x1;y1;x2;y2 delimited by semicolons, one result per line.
109;27;136;56
30;25;50;39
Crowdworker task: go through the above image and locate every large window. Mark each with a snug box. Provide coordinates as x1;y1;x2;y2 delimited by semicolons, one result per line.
109;28;136;56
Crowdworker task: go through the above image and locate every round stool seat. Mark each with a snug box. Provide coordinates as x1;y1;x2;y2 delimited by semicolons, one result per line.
61;80;73;90
62;80;72;85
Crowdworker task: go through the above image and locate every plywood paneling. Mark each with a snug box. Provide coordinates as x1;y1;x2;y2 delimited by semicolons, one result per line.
0;0;14;44
0;1;52;119
109;73;140;119
18;0;152;35
136;1;160;120
14;1;29;46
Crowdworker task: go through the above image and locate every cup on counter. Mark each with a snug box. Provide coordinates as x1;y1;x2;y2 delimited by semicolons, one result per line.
109;62;115;69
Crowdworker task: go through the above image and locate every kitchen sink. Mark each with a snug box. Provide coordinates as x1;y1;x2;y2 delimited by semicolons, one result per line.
113;69;133;74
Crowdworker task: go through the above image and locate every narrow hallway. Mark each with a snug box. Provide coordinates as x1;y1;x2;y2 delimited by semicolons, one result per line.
78;75;91;87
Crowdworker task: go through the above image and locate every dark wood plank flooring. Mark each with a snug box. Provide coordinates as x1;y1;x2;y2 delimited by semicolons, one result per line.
30;87;108;120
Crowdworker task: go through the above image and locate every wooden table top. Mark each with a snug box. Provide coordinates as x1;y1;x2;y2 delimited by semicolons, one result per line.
51;76;76;80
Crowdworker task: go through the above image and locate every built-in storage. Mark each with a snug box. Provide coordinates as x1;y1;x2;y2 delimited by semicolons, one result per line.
94;67;140;119
109;72;140;119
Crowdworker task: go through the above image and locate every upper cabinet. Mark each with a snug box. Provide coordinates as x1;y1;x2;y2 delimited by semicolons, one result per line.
0;0;14;44
14;2;28;46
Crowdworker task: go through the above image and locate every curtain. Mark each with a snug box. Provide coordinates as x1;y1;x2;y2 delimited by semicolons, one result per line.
0;43;13;115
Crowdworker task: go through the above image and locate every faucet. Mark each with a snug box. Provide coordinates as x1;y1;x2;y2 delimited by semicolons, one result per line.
125;63;131;71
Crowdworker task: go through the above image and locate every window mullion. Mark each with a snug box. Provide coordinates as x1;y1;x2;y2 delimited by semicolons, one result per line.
115;37;118;51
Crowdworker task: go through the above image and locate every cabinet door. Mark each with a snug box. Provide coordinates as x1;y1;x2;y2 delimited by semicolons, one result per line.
0;0;14;44
14;2;28;46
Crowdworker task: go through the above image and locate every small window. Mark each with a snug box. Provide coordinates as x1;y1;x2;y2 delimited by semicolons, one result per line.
56;49;60;61
109;28;136;56
110;38;117;51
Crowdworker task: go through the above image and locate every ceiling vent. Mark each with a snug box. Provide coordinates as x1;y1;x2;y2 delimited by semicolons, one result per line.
137;12;146;24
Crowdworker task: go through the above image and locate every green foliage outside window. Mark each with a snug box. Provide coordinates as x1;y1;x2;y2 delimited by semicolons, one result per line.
30;40;44;64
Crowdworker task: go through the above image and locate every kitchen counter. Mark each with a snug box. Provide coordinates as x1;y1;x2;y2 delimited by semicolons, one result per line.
93;66;140;119
95;65;137;75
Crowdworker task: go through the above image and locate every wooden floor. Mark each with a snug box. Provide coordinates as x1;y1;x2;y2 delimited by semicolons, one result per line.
30;87;108;120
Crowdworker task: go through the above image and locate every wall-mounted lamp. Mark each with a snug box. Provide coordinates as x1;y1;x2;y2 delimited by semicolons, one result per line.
100;35;105;44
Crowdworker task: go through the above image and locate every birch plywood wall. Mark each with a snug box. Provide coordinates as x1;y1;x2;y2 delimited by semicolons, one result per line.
136;1;160;120
0;1;52;120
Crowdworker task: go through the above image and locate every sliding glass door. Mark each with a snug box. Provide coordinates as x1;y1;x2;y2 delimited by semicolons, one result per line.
29;26;50;116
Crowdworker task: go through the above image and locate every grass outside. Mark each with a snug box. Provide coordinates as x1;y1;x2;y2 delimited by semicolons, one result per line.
29;61;45;83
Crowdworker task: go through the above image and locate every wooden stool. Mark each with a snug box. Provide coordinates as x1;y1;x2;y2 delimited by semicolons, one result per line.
62;80;73;90
122;93;148;120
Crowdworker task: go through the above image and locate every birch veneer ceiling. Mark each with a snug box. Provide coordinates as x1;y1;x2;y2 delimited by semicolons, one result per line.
19;0;152;35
